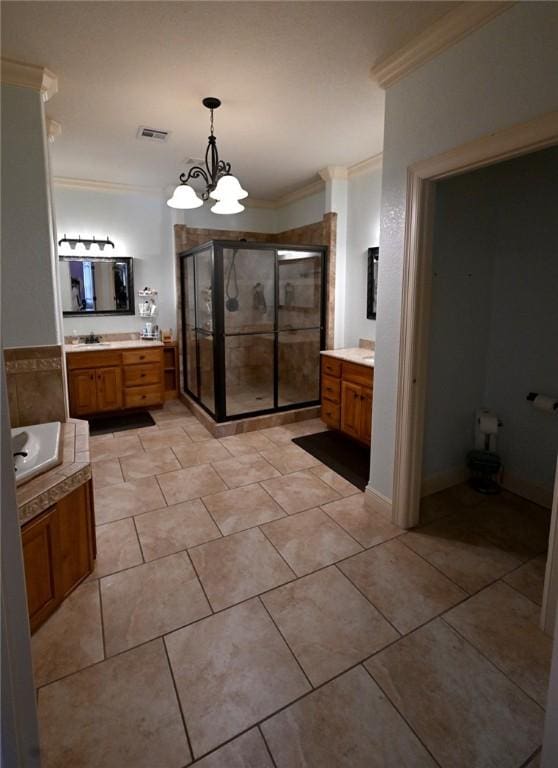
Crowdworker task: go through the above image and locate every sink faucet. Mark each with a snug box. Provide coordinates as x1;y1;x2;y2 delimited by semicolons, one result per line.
84;333;101;344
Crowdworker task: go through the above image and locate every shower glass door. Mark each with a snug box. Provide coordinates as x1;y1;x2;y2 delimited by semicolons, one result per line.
222;247;275;416
277;250;323;406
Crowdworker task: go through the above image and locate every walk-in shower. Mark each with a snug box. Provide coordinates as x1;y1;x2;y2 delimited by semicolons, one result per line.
180;240;327;421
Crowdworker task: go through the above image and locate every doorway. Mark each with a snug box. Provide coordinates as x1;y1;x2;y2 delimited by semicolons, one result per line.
391;111;558;632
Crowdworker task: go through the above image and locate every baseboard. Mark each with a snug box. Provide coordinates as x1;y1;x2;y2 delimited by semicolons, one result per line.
421;467;467;497
501;473;553;509
364;485;393;518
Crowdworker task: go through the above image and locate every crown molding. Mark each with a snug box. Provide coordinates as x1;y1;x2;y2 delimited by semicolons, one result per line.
370;1;516;89
46;118;62;143
1;57;58;101
319;166;348;182
244;197;277;210
274;178;324;207
53;177;163;196
348;152;383;178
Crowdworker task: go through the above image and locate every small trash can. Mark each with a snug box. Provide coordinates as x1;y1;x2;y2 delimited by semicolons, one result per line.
466;450;501;494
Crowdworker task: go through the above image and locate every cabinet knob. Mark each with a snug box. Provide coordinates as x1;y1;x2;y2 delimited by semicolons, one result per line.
141;373;146;378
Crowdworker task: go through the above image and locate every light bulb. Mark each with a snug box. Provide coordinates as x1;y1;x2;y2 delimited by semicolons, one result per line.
210;199;245;215
209;174;248;201
166;184;203;209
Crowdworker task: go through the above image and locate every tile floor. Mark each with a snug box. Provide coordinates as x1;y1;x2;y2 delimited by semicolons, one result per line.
34;400;552;767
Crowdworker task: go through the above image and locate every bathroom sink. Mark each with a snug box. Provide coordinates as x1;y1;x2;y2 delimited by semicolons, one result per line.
11;422;62;485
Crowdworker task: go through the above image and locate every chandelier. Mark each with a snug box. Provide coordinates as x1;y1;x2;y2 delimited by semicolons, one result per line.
167;97;247;214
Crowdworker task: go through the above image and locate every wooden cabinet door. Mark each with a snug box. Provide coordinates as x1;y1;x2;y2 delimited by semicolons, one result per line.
341;381;362;440
56;482;95;598
69;369;97;415
96;366;122;412
360;387;373;445
21;508;60;632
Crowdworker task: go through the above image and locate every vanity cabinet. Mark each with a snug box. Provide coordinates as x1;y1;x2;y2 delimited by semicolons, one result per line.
70;367;123;415
321;355;373;445
21;480;96;633
67;346;163;417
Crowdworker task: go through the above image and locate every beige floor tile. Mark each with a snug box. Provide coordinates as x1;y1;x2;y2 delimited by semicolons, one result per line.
134;499;221;560
259;425;295;447
101;551;210;656
322;494;403;547
185;422;214;442
193;729;273;768
165;598;310;757
262;665;436;768
366;619;543;768
402;514;522;593
339;539;465;633
120;447;181;481
94;476;166;524
212;453;280;489
309;464;361;496
284;418;328;437
504;555;547;605
32;581;104;688
260;443;321;474
189;527;294;610
202;483;286;535
89;432;115;444
219;431;276;455
139;428;193;452
261;507;361;577
466;494;550;560
419;483;485;524
261;470;340;514
91;459;124;489
262;567;398;686
90;434;143;462
38;639;190;768
445;581;552;706
172;439;231;468
89;518;143;578
157;464;227;505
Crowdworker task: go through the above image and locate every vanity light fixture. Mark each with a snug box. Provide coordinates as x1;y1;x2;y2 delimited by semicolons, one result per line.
167;98;247;214
58;235;115;251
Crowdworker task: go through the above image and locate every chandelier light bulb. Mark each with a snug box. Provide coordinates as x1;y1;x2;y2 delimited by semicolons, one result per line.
166;184;204;209
210;199;245;215
210;174;248;202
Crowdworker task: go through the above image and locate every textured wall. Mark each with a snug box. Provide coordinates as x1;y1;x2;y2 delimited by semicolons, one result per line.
371;2;558;499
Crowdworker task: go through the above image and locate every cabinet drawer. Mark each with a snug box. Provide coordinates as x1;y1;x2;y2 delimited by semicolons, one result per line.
121;348;162;366
66;351;122;369
321;401;340;428
342;361;373;388
123;363;161;387
321;374;340;404
124;384;162;409
321;356;342;378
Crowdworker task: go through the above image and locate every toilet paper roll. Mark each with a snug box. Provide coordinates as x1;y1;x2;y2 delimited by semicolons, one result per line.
479;414;499;434
533;395;558;414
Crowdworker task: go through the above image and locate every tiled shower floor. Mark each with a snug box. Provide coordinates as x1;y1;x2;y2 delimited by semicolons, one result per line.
33;401;551;767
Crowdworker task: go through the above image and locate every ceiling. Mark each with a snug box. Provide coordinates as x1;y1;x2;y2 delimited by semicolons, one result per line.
2;1;453;200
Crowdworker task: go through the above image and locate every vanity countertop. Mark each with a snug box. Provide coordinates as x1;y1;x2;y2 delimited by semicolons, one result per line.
64;340;164;353
320;347;375;368
16;419;91;526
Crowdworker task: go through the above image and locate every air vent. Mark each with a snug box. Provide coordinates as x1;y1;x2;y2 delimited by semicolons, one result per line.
137;126;170;142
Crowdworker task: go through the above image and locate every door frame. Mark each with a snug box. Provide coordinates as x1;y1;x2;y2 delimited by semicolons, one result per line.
392;110;558;530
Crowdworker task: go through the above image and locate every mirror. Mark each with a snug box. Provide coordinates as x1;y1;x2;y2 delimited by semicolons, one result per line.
366;247;379;319
59;256;134;316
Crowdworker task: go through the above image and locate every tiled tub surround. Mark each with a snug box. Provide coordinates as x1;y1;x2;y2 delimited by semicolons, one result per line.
17;418;91;526
5;345;66;428
34;399;551;768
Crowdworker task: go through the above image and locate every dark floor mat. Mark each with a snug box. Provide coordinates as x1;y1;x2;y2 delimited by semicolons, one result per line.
88;411;156;436
292;430;370;491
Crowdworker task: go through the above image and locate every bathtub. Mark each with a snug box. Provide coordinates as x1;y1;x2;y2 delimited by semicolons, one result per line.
11;422;62;486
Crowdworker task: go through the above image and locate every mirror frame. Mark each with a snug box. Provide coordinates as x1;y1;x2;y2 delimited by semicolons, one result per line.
58;255;135;317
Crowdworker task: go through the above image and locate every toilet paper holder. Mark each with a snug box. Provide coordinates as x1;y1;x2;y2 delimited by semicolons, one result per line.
526;392;558;411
